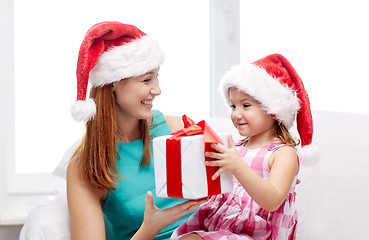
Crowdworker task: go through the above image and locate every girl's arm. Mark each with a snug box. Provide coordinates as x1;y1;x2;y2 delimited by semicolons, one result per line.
206;136;298;212
66;161;107;240
235;146;298;211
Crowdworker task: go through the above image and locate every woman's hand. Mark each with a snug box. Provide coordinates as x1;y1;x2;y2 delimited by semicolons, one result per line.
205;135;245;180
132;191;207;240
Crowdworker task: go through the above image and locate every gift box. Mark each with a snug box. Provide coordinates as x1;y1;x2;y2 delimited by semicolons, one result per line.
153;115;233;199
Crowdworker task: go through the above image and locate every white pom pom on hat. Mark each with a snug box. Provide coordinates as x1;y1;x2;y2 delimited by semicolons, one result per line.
71;21;165;122
220;53;318;165
71;98;96;122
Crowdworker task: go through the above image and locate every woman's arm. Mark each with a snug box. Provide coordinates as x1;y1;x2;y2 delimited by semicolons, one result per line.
132;115;205;239
132;192;207;240
66;161;107;240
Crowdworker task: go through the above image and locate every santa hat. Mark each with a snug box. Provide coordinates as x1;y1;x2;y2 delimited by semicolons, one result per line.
71;21;165;122
220;53;318;165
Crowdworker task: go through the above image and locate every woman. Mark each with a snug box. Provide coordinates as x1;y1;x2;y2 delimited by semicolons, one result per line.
67;21;206;240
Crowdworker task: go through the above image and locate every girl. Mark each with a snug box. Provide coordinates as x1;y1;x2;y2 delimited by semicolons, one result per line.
171;54;317;239
67;21;206;240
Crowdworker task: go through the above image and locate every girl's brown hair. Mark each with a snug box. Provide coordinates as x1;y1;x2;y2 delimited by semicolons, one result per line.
71;84;151;190
275;121;300;147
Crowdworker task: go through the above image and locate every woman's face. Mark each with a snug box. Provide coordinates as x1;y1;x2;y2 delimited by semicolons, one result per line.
112;68;161;120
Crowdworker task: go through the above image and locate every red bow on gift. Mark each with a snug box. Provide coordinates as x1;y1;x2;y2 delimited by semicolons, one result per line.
166;115;224;198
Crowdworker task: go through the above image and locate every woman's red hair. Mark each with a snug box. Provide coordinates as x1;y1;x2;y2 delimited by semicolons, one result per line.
71;85;151;190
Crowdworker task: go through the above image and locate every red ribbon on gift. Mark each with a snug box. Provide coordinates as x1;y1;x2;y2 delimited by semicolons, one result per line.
166;115;224;198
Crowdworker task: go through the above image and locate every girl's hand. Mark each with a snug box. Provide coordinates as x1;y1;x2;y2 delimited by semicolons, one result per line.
205;135;245;180
132;191;207;239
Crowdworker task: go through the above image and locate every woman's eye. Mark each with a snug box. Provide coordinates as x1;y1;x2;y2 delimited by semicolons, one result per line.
143;79;151;83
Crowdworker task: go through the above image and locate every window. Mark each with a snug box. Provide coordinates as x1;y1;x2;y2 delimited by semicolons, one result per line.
239;0;369;115
7;0;211;193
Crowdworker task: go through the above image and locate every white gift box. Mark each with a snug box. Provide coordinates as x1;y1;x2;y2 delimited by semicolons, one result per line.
153;134;233;199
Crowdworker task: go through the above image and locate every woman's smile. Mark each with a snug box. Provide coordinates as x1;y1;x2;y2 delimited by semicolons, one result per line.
141;99;154;109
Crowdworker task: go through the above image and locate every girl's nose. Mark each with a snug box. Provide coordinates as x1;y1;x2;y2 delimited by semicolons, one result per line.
232;109;242;120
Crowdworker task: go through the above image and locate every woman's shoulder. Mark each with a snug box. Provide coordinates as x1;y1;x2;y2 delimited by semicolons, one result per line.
67;160;107;200
151;110;184;134
163;115;184;133
66;159;80;183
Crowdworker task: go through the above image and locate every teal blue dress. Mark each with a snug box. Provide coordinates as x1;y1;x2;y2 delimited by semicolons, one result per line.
103;110;192;240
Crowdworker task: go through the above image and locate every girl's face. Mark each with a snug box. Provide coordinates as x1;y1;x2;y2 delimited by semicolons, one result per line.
112;68;161;120
229;87;276;138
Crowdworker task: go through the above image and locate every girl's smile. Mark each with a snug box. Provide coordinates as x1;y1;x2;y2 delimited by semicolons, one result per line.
235;121;247;129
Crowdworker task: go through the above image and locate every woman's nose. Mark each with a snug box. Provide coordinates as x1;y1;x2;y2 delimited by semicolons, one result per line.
151;84;161;96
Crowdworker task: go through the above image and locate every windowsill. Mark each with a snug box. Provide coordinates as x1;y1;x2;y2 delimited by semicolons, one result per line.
0;194;49;226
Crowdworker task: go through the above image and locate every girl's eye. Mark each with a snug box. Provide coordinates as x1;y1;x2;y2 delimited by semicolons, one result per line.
230;104;236;110
243;104;250;108
143;79;151;83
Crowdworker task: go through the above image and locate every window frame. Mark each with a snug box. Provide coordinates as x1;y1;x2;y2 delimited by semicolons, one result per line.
1;0;240;196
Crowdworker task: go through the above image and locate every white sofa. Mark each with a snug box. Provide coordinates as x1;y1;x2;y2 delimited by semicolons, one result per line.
20;111;369;239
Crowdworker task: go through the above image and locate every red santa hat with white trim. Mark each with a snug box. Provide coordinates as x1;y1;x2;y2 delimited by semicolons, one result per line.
220;53;318;165
71;21;165;122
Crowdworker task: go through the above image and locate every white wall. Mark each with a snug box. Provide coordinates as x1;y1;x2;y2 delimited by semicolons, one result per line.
0;0;14;199
0;1;22;239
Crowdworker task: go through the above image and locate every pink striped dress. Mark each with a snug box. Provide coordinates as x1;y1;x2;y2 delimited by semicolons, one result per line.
170;142;299;240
